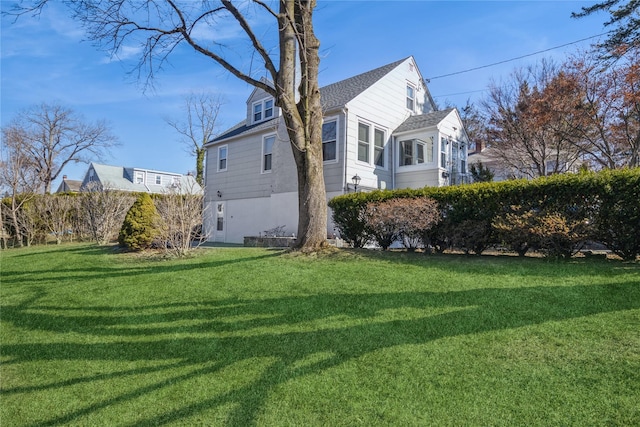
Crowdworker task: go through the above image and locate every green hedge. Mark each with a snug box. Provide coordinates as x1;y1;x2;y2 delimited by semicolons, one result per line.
328;168;640;260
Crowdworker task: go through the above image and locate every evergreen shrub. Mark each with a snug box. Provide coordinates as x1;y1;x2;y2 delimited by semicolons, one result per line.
118;193;160;251
328;168;640;259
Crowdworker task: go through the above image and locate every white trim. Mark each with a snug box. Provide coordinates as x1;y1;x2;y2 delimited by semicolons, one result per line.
322;116;339;164
261;134;276;174
406;83;416;112
357;121;371;164
252;98;275;124
217;145;228;172
373;127;388;170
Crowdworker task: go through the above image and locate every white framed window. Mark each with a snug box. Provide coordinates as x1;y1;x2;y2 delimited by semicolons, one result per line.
262;134;275;173
358;122;370;163
216;203;224;231
322;119;337;162
155;175;162;185
135;171;144;184
264;99;274;119
399;139;433;166
252;98;275;124
406;84;415;111
440;137;448;168
374;128;385;167
218;145;228;172
253;103;262;122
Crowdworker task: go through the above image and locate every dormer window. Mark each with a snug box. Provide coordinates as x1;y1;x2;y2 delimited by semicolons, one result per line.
253;98;274;123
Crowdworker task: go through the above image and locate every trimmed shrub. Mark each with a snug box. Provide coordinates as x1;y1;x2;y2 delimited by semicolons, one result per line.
530;211;590;259
118;193;160;251
364;200;401;250
363;196;440;251
329;191;391;248
492;206;536;256
591;169;640;261
328;168;640;259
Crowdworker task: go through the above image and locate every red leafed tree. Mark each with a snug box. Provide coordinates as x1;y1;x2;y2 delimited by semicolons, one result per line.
482;60;582;178
559;47;640;169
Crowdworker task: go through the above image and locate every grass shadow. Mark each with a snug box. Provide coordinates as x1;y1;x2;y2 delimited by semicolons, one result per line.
2;280;639;426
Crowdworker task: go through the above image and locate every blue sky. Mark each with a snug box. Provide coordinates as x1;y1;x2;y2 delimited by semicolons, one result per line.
1;1;607;188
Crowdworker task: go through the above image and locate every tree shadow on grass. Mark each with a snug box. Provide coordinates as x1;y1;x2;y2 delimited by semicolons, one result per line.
0;250;283;286
2;280;639;426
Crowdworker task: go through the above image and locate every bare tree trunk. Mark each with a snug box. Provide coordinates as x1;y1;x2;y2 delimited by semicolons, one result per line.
277;0;327;251
10;200;23;248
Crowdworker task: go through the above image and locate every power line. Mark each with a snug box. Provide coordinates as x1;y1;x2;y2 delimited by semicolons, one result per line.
432;89;486;99
427;32;610;81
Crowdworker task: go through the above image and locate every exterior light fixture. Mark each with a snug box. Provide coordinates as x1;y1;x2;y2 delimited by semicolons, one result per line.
351;174;361;192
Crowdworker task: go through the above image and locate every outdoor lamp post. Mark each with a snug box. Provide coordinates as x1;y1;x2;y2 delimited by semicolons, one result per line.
351;174;361;193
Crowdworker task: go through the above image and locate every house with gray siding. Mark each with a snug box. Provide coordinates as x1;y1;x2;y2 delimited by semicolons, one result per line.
204;56;470;244
81;163;202;195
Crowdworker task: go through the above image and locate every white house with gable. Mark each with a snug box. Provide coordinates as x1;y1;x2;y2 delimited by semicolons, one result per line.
204;56;470;244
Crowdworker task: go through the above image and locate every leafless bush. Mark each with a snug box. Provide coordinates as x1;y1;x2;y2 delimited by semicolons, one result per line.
81;182;135;245
154;185;207;257
37;194;78;244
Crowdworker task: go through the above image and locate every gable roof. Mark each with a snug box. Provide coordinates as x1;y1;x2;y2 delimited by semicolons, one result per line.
86;163;202;195
210;57;411;144
320;57;409;111
55;178;82;193
394;108;456;134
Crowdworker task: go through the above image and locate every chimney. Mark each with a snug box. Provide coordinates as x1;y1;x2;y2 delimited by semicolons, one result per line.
63;175;68;180
474;141;484;153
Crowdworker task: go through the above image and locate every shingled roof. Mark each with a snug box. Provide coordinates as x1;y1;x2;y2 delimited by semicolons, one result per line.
394;108;455;134
87;163;202;195
320;57;408;110
211;57;410;144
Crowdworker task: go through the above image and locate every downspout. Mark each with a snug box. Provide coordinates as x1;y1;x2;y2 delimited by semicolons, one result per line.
391;135;396;190
342;108;349;194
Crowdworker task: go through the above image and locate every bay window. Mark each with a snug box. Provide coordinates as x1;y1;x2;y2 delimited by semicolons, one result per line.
399;139;433;166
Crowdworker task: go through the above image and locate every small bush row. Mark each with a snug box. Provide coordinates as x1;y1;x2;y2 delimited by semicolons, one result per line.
328;168;640;260
2;186;205;257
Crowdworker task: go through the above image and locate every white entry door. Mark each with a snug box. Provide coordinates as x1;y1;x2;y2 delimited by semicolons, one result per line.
214;201;226;242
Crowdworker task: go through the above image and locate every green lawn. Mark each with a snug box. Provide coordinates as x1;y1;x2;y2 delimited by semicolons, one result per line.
1;244;639;426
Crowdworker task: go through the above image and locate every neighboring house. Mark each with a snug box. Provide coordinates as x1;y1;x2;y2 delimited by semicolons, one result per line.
468;142;581;182
204;56;470;244
80;163;203;195
55;175;83;193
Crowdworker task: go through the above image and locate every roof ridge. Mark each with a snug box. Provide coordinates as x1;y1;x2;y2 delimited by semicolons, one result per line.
320;57;409;91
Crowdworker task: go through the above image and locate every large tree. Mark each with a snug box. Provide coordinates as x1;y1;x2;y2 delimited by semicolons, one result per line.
573;0;640;57
559;47;640;169
482;61;582;179
12;0;328;251
0;124;40;247
3;103;117;194
165;92;223;187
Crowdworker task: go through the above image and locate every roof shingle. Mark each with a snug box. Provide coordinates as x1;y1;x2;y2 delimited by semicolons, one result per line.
394;108;455;134
211;57;410;144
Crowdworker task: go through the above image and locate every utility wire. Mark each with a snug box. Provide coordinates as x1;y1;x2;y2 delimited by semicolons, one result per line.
427;32;610;81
